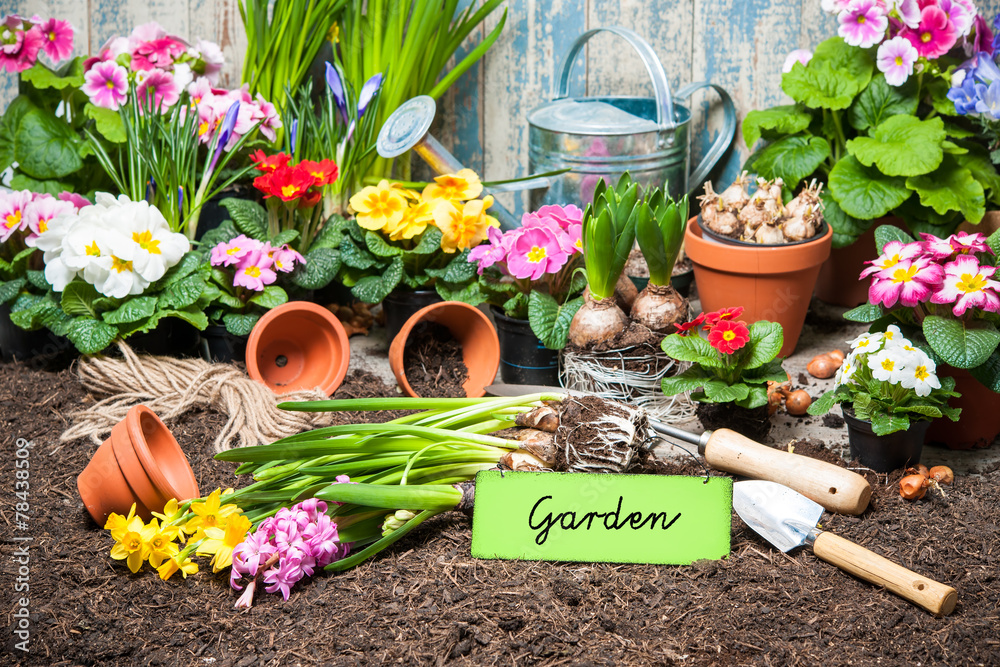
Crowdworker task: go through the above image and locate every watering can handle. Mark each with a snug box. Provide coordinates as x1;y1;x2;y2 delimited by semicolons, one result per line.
556;26;676;130
675;81;737;192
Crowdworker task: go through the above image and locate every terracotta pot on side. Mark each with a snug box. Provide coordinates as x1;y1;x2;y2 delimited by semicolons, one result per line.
389;302;500;398
684;217;832;357
77;405;200;525
246;301;350;396
926;367;1000;449
814;217;902;308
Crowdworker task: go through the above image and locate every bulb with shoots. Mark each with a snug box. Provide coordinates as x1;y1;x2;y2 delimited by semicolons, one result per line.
632;188;689;332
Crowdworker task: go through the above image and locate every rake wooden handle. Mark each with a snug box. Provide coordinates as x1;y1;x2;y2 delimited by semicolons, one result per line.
813;531;957;616
703;428;871;515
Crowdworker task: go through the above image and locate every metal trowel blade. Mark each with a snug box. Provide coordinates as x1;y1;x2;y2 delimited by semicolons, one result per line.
732;480;825;553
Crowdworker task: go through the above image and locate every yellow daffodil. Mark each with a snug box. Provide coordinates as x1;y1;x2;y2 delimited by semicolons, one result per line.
141;518;182;569
151;498;184;527
421;169;483;203
183;489;241;541
386;201;435;241
433;196;499;253
104;503;138;542
110;513;150;573
197;514;252;572
156;546;199;581
349;180;407;233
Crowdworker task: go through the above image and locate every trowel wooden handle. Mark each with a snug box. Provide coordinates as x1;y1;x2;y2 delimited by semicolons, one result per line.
813;532;957;616
703;428;871;515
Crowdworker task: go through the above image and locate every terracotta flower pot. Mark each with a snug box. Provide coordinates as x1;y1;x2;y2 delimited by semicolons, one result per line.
77;405;200;525
389;301;500;398
814;217;902;308
246;301;350;396
926;367;1000;449
684;217;832;357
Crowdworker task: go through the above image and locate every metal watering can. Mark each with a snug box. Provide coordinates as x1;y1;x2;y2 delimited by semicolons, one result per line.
528;26;736;208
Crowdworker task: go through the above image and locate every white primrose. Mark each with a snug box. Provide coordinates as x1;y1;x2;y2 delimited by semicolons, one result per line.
898;350;941;397
867;347;909;384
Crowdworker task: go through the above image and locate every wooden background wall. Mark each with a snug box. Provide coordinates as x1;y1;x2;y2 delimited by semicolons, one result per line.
4;0;1000;214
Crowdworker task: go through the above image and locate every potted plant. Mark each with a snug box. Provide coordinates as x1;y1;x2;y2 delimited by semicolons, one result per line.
808;326;961;472
467;203;585;385
660;307;788;441
846;224;1000;448
743;2;999;306
686;177;831;357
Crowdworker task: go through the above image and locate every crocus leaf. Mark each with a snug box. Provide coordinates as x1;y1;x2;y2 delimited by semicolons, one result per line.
846;115;945;177
828;155;911;219
66;317;118;355
922;316;1000;369
248;285;288;309
221;197;267;240
84;103;126;144
101;296;159;324
847;73;918;132
905;155;985;224
746;134;830;189
527;291;583;350
741;105;813;148
15;107;83;179
291;247;341;290
781;37;874;110
743;321;784;370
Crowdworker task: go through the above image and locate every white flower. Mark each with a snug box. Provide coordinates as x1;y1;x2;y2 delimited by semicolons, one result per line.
849;331;884;355
172;62;194;91
881;324;904;347
899;352;940;397
867;348;908;384
835;353;858;386
94;236;149;298
114;198;189;282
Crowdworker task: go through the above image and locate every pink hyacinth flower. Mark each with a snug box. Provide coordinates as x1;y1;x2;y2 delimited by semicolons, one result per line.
234;579;257;609
38;18;73;62
0;23;43;73
949;231;991;256
869;258;944;308
877;36;918;86
860;239;923;279
0;190;32;242
782;49;813;73
838;0;889;49
233;249;277;291
263;555;307;600
81;60;128;110
506;225;570;281
137;69;180;111
210;234;258;267
902;5;957;59
930;255;1000;315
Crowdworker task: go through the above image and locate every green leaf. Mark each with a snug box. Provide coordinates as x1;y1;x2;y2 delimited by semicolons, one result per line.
821;190;870;248
746;134;830;188
743;321;783;370
196;221;240;253
216;291;244;309
425;250;478;284
897;404;942;419
66;318;118;355
741;105;813;148
808;387;843;416
21;58;84;90
292;247;341;290
0;277;26;304
435;280;486;306
844;304;883;322
874;224;915;253
312;215;348;250
906;155;985;224
101;296;158;324
10;173;73;195
407;227;444;255
223;312;259;337
828;155;911;219
157;251;203;287
923;316;1000;369
158;275;206;309
927;78;959;117
953;144;1000;206
660;366;713;396
220;198;268;240
352;257;403;304
847;74;918;132
734;384;769;409
702;379;751;403
661;333;724;368
846;116;945;177
781;37;874;110
249;285;288;309
527;292;583;350
84;103;125;143
742;359;790;384
871;412;911;436
15;107;83;179
971;350;1000;392
25;270;49;292
270;229;299;247
157;306;208;331
60;281;100;317
8;296;60;331
365;231;403;257
340;238;379;270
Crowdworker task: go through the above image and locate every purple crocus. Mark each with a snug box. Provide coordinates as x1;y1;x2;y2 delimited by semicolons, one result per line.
209;100;240;173
290;118;298;154
357;72;383;118
324;61;347;122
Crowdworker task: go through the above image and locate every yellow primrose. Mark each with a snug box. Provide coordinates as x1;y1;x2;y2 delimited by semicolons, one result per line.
156;553;199;581
421;169;483;203
391;182;423;203
349;180;407;233
183;489;242;541
109;514;150;573
197;514;252;572
433;196;499;253
141;518;182;569
386;200;436;241
104;503;138;542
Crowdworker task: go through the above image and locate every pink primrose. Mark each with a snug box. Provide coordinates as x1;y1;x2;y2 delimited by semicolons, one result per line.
919;232;959;260
468;225;508;274
267;243;305;273
902;5;958;58
938;0;975;37
81;60;128;110
533;204;583;232
877;36;918;86
195;39;224;83
24;196;75;247
506;225;571;281
860;239;923;279
38;18;73;62
210;234;259;267
0;190;33;242
949;231;991;256
930;254;1000;315
782;49;813;73
868;257;944;308
839;0;889;49
58;191;91;210
0;23;43;73
136;69;180;111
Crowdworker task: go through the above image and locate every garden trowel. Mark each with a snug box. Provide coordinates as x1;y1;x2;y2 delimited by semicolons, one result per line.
733;480;957;616
484;383;872;515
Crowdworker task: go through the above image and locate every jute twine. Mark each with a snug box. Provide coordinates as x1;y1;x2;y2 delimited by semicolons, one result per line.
60;342;334;452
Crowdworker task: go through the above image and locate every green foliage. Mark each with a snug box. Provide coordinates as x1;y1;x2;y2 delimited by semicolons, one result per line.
527;292;583;350
582;173;641;300
781;37;874;110
742;105;812;149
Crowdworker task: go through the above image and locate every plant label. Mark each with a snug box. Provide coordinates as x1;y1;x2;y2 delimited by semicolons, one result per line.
470;471;732;564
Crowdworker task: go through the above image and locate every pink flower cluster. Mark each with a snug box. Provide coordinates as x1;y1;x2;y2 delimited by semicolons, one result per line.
818;0;986;87
0;14;74;73
84;21;223;86
210;234;305;292
0;189;89;246
229;495;350;607
468;204;583;281
862;231;1000;315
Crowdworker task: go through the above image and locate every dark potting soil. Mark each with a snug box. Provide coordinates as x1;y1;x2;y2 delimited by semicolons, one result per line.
402;323;469;398
822;412;847;429
696;401;773;442
3;361;1000;666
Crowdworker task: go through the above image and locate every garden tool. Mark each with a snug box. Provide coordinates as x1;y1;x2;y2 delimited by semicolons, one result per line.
484;383;871;516
376;96;552;231
733;480;957;616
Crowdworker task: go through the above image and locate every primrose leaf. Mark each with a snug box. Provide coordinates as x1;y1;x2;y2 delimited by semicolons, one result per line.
223;312;259;337
291;247;341;290
101;296;158;324
870;412;911;436
158;275;206;310
66;317;118;355
922;316;1000;369
15;107;83;179
846;115;945;177
874;224;915;253
847;73;918;131
248;285;288;310
60;281;101;318
660;366;713;396
661;332;725;368
906;155;985;224
743;321;784;370
971;350;1000;392
741;105;813;148
844;304;883;323
702;379;751;403
351;256;403;304
528;292;583;350
746;134;830;189
221;198;268;240
0;277;26;304
85;103;126;143
21;58;84;90
781;37;874;110
828;155;911;219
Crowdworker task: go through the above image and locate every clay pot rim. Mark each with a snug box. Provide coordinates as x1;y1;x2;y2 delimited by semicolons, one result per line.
390;301;500;398
125;405;199;502
245;301;351;396
685;216;833;274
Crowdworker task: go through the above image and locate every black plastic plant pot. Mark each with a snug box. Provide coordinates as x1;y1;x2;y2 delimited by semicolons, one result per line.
198;325;248;364
491;307;560;386
0;303;71;363
670;269;695;298
128;318;201;357
842;406;930;473
383;289;443;346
